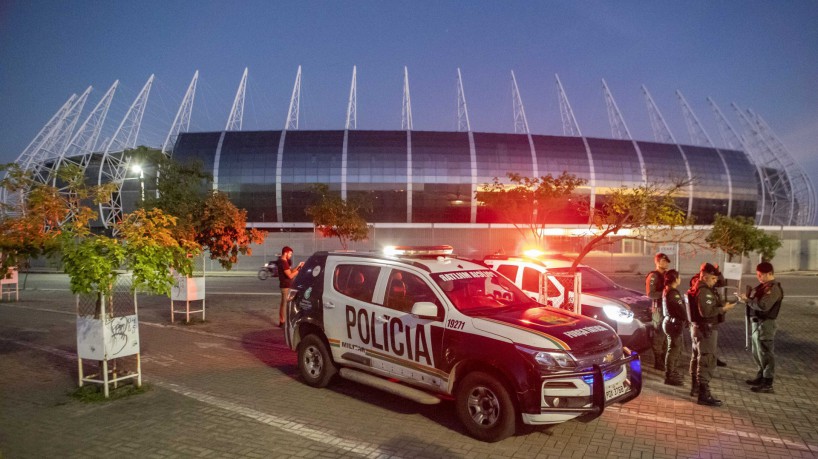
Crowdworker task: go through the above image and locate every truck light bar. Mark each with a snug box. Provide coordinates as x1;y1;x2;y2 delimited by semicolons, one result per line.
384;245;454;256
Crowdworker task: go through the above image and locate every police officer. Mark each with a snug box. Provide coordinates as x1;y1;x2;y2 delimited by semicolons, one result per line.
739;262;783;394
661;269;687;386
690;263;737;406
646;253;670;371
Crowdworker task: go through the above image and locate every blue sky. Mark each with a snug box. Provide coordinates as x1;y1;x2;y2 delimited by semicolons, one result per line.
1;1;817;186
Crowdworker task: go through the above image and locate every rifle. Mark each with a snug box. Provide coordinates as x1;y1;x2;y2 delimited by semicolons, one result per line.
745;285;752;351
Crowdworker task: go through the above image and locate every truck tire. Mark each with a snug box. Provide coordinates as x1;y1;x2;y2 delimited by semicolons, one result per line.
297;334;337;388
455;371;516;442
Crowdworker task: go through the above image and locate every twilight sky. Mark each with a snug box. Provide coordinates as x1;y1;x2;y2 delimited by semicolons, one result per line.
1;1;817;193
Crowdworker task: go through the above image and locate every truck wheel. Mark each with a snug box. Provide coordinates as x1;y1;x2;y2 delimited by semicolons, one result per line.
297;334;337;387
258;269;269;280
455;371;516;442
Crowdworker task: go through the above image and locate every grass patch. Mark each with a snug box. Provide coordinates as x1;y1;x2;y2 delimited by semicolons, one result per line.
70;382;150;402
177;319;208;326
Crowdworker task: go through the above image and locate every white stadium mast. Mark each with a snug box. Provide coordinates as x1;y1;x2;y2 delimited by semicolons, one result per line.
30;87;92;185
602;79;646;186
602;79;632;141
510;71;538;178
708;97;767;223
642;85;676;144
642;85;696;217
56;81;119;176
556;74;582;136
285;66;302;130
346;65;357;130
402;66;413;131
510;70;530;135
730;102;792;225
750;112;816;225
163;70;199;155
456;68;471;132
226;68;248;131
98;74;155;230
676;90;715;147
17;94;78;173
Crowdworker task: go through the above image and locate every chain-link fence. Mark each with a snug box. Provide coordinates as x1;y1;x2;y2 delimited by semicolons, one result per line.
75;271;135;318
546;271;581;315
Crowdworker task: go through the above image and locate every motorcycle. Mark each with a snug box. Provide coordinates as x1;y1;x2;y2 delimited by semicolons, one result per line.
258;261;279;280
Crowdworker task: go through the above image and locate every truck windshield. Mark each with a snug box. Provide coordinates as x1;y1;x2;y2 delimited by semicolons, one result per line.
548;267;618;292
433;270;536;314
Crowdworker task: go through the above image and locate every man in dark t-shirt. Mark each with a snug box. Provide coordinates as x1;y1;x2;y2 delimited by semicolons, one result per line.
276;246;303;327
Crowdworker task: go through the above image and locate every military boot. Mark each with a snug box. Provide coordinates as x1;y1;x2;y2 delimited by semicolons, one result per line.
745;374;763;385
697;384;723;407
689;374;699;397
664;371;683;386
751;378;774;393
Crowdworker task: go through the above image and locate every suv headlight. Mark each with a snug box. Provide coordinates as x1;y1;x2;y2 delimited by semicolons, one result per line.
602;304;634;323
516;344;577;371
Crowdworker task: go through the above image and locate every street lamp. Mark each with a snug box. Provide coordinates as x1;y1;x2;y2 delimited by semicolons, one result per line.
132;164;145;203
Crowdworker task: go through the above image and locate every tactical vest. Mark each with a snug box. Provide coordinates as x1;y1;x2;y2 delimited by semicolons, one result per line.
647;270;665;306
752;282;784;320
685;286;703;323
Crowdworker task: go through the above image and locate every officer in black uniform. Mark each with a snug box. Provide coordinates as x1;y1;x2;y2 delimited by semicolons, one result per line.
689;263;737;406
645;253;670;371
661;269;687;386
739;262;784;393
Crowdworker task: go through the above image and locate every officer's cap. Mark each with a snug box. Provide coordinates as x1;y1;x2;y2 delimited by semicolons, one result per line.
700;262;720;276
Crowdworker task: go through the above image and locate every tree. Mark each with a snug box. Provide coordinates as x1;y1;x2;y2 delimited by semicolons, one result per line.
0;163;65;277
0;162;194;315
706;214;781;262
574;180;694;271
305;184;370;250
131;148;265;269
476;172;587;248
194;192;265;269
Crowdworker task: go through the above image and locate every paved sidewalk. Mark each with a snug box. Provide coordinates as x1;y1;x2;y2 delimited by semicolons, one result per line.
1;275;818;458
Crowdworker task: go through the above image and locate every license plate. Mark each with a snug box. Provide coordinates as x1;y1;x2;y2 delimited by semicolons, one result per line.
605;380;628;400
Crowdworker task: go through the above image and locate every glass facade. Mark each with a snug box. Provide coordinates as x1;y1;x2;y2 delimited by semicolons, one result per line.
172;130;763;225
219;131;280;222
281;130;344;221
680;145;732;224
585;138;643;190
474;133;535;223
410;131;471;223
637;141;693;214
532;135;593;223
718;148;759;220
347;130;408;222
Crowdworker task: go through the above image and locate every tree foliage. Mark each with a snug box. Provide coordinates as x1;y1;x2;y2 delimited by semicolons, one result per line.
573;180;693;271
305;184;370;250
706;214;781;262
0;162;194;304
0;163;65;276
476;172;587;247
194;192;265;269
132;148;265;269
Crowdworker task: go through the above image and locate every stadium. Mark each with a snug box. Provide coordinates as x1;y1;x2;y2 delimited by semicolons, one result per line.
7;69;818;270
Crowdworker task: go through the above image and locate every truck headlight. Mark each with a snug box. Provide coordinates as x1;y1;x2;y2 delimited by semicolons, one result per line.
603;304;634;323
516;344;577;371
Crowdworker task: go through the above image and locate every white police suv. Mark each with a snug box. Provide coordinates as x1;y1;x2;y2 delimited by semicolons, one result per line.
284;246;642;442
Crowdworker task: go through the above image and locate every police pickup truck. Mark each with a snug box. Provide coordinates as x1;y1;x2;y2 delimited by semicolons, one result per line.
284;246;642;442
483;254;652;351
